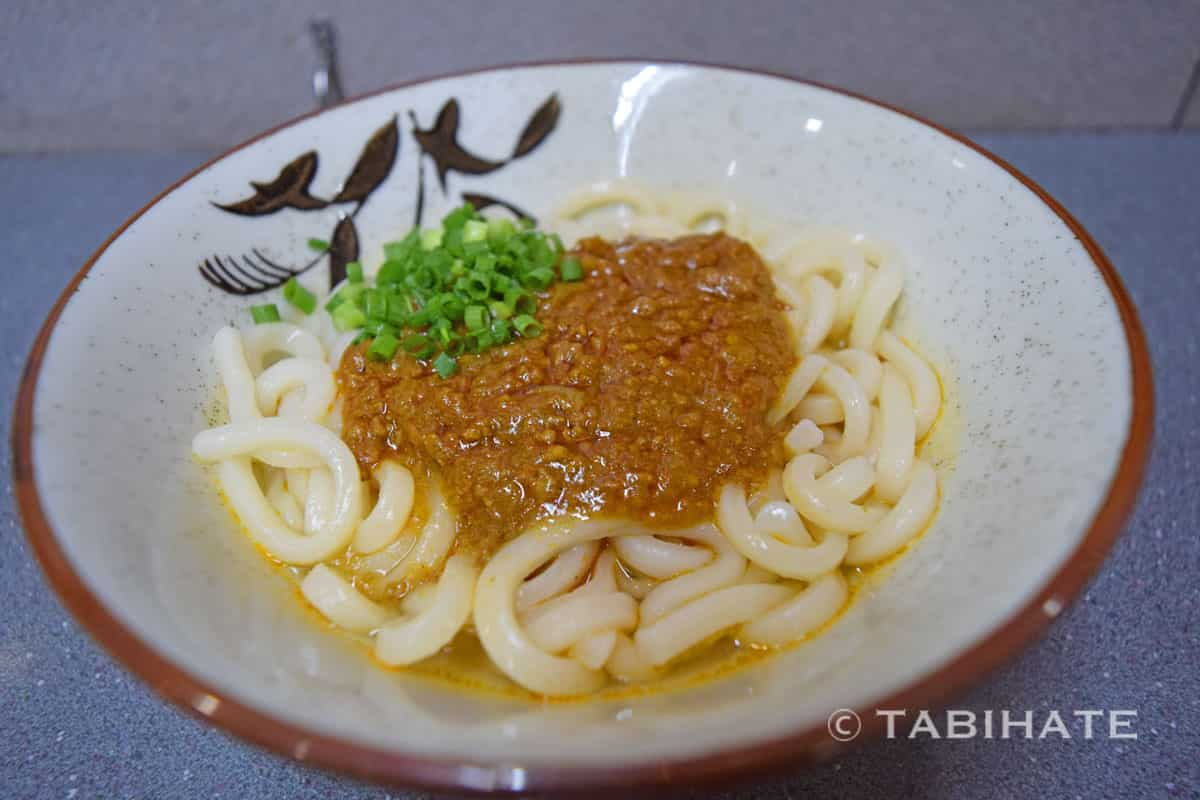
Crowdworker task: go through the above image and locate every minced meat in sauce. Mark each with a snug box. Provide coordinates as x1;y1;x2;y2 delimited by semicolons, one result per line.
337;233;795;560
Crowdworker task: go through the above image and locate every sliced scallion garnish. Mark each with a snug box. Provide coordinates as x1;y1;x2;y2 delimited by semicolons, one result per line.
283;277;317;315
250;304;281;324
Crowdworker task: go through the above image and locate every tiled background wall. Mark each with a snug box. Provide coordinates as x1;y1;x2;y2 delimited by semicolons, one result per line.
3;0;1199;151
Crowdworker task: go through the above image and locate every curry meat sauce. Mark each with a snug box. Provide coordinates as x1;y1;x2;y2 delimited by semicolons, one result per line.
337;233;796;560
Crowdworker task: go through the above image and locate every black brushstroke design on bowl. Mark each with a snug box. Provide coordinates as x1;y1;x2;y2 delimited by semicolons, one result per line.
408;94;560;227
200;94;560;296
213;152;328;216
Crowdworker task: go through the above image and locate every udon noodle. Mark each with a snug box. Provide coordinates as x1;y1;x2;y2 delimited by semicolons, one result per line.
192;182;942;697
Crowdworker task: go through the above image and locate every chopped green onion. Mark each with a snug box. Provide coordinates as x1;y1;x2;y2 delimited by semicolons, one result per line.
299;202;587;377
505;288;537;315
384;295;410;326
431;318;454;346
363;289;387;321
403;334;435;359
367;332;399;362
307;238;329;252
441;204;476;231
513;314;543;338
462;219;488;244
490;317;511;343
250;304;281;324
487;217;515;242
559;256;584;282
420;227;444;251
523;267;554;290
363;320;396;338
433;352;457;378
283;277;317;315
465;304;488;332
375;260;405;286
331;302;366;332
449;273;485;300
325;283;364;313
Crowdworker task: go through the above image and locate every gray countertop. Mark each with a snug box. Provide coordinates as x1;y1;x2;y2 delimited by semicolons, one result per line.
2;133;1198;799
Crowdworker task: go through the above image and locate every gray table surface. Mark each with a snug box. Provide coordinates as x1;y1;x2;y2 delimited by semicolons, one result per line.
2;133;1197;799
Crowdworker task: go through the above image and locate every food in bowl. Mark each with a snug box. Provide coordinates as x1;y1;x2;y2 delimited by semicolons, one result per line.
190;182;944;697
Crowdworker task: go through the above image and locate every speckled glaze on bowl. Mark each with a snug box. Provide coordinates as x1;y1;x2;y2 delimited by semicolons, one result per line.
13;61;1151;794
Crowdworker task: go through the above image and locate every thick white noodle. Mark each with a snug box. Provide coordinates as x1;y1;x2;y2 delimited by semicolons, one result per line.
301;564;389;633
741;563;780;584
285;467;308;506
796;393;843;425
353;461;416;554
356;532;417;591
213;327;261;423
638;524;745;625
783;453;883;534
818;456;876;502
801;275;836;353
740;572;848;646
877;331;941;439
612;534;712;579
814;363;871;459
473;519;626;695
521;590;637;654
606;632;659;682
784;419;824;455
831;349;883;402
874;365;916;504
849;257;903;350
255;357;336;423
613;561;658;600
571;631;618;670
567;550;622;669
516;542;599;611
240;322;324;373
375;555;478;666
212;327;321;469
303;468;335;534
846;461;938;565
556;180;657;219
383;483;456;582
754;500;813;545
783;244;868;337
192;419;363;564
401;584;437;615
773;276;808;352
264;469;304;531
635;583;793;666
717;485;847;580
748;468;788;512
768;354;828;425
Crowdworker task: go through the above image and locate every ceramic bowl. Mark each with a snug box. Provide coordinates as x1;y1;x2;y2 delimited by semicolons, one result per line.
13;61;1151;794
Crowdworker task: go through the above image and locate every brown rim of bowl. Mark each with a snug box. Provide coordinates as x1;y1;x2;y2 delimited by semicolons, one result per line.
11;59;1153;795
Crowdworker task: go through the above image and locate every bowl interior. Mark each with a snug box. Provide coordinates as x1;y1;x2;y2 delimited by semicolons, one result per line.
23;63;1135;774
